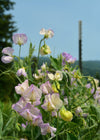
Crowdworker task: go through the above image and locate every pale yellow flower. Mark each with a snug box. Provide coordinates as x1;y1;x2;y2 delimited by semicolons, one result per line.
41;63;46;71
41;94;63;111
40;28;54;38
93;78;99;87
48;71;63;81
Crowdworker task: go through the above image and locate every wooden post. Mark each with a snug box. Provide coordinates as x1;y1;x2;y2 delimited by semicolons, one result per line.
79;20;82;73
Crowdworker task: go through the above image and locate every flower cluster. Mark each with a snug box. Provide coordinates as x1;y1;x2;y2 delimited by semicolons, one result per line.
1;47;14;63
1;28;98;139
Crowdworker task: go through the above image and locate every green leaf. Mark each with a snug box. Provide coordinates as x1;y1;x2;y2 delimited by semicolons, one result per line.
50;55;62;70
0;109;3;138
67;133;78;140
89;105;100;122
2;112;16;136
29;43;35;59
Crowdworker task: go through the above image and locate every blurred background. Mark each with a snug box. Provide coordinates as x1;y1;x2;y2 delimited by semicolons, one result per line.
0;0;100;101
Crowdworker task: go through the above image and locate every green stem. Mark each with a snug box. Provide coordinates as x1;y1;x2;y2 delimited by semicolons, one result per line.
31;125;34;140
18;45;21;68
56;111;59;140
28;59;32;80
36;37;45;71
62;71;71;87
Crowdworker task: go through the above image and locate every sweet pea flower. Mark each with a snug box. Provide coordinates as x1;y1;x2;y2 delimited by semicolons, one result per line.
93;78;99;87
13;101;43;126
21;123;27;129
64;97;68;105
40;44;51;56
1;47;14;63
20;110;42;125
16;67;27;77
20;103;43;126
54;71;63;81
23;84;42;105
75;106;83;116
12;33;27;45
33;70;44;80
94;87;100;103
40;81;53;94
40;123;56;137
40;28;54;39
48;71;63;81
2;47;14;55
62;52;76;65
1;56;13;64
20;109;35;121
41;93;63;111
59;106;73;121
12;97;27;113
15;80;29;95
86;83;91;88
41;63;46;71
32;115;43;126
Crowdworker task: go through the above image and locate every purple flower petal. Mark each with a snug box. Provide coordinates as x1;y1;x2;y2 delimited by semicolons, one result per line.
16;68;27;77
12;33;27;45
2;47;14;55
1;56;13;63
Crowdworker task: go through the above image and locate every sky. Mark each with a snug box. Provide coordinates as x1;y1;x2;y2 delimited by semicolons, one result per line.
11;0;100;60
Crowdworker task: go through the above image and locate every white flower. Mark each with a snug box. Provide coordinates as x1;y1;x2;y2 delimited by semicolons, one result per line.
41;63;46;71
93;78;99;87
55;71;63;81
40;28;54;38
48;71;63;81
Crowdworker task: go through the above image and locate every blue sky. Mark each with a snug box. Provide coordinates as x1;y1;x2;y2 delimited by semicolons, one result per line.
12;0;100;60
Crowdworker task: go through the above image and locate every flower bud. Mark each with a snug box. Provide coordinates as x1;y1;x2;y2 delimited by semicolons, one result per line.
59;106;73;121
40;44;51;55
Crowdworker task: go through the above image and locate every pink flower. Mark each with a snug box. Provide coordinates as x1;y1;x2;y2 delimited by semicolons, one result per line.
40;123;56;137
2;47;14;55
16;67;27;77
40;81;53;94
15;80;29;96
1;47;14;63
12;97;27;113
86;83;91;88
23;84;42;105
1;56;13;63
12;33;27;45
62;52;76;65
20;103;43;126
